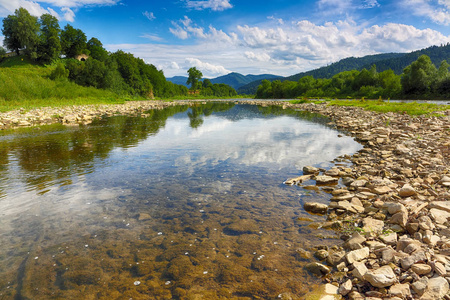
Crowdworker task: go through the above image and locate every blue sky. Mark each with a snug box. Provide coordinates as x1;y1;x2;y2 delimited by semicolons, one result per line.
2;0;450;78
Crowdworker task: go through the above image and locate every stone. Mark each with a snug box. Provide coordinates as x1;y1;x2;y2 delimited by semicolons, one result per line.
400;251;427;269
431;261;446;276
389;211;408;227
138;213;152;221
327;250;346;266
364;265;397;288
304;283;342;300
379;232;397;245
352;261;368;280
399;184;416;197
347;291;364;300
314;249;329;260
339;279;352;296
346;247;370;264
383;202;407;215
343;233;366;250
315;175;339;185
350;179;367;188
304;202;328;214
412;277;429;296
418;216;435;231
381;248;397;264
429;201;450;213
325;168;340;176
389;283;411;298
420;277;449;300
303;166;320;175
373;186;392;195
411;263;432;275
305;262;331;276
362;217;384;234
429;208;450;224
284;174;313;185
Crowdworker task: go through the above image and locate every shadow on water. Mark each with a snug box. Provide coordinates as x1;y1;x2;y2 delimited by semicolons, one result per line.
0;102;361;299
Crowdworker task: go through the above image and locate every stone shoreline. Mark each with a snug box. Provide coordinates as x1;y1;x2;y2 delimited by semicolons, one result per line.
1;99;450;299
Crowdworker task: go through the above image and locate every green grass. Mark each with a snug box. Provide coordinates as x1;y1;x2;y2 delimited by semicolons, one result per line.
289;98;449;116
0;57;133;112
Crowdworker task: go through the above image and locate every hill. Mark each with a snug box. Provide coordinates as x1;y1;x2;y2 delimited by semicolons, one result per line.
238;43;450;94
167;72;282;90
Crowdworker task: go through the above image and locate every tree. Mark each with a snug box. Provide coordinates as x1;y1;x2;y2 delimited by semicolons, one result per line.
0;47;6;59
38;14;61;63
61;24;87;58
87;37;108;61
187;67;203;90
2;8;39;57
401;55;437;95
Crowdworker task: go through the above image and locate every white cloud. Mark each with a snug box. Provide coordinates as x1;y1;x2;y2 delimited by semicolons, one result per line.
245;51;271;62
185;0;232;11
185;58;231;76
61;7;75;21
140;33;164;42
267;16;284;25
403;0;450;25
143;11;155;21
0;0;119;20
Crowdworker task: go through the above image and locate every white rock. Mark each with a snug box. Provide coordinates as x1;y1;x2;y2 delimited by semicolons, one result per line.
411;264;432;275
389;283;411;298
399;184;416;197
420;277;449;300
352;261;368;280
339;279;352;296
429;208;450;225
364;265;397;288
362;217;384;234
346;247;370;264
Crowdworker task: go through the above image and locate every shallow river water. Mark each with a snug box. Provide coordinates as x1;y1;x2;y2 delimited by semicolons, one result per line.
0;103;361;299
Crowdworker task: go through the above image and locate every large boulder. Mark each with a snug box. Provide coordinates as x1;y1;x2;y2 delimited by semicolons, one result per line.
364;266;397;288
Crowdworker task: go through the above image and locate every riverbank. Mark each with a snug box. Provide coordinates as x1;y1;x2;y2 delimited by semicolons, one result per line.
0;99;449;299
258;100;449;299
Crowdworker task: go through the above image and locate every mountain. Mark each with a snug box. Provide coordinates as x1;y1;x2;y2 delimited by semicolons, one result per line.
210;72;282;90
166;72;282;90
237;43;450;95
166;76;189;87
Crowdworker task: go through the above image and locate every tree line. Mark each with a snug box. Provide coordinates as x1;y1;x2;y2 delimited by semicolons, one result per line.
256;55;450;100
186;67;237;97
1;8;237;99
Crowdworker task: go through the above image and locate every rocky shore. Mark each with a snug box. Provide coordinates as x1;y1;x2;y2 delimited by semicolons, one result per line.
1;99;450;299
269;100;450;300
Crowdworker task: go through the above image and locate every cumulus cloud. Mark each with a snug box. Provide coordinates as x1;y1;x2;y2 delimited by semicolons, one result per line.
170;16;238;43
403;0;450;25
143;11;155;21
185;0;232;11
61;7;75;21
245;51;271;62
185;58;231;76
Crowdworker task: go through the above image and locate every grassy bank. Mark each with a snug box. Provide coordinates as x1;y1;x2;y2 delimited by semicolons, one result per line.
290;99;449;116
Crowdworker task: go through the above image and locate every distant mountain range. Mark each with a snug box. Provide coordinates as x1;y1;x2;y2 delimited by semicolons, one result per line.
166;73;282;91
168;43;450;95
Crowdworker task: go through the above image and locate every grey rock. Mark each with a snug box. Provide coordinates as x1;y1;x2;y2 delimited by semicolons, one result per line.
303;166;320;175
420;276;449;300
343;233;366;250
339;279;353;296
327;250;346;266
429;208;450;225
315;175;339;185
401;251;427;269
352;261;368;280
362;217;384;234
411;276;429;296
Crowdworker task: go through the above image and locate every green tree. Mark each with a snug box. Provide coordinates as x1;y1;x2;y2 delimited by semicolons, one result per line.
2;8;40;58
87;37;108;61
187;67;203;90
38;13;61;63
0;46;6;59
61;24;87;58
202;78;213;88
401;55;437;95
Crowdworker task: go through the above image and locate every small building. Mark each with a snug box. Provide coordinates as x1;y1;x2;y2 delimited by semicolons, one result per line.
75;54;89;61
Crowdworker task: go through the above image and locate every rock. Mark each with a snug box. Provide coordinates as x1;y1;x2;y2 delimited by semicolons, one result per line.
420;277;449;300
346;247;370;264
389;283;411;298
327;250;346;266
431;261;446;276
138;213;151;221
418;216;435;231
379;232;398;245
389;211;408;228
314;249;329;260
362;217;384;234
411;263;432;275
400;251;427;269
347;291;364;300
373;186;392;195
411;276;429;296
429;201;450;213
284;174;312;185
304;283;342;300
399;184;416;197
429;208;450;224
315;175;339;185
304;202;328;214
352;261;368;280
339;279;352;296
350;179;367;188
325;168;340;176
383;202;407;215
343;233;366;250
305;262;331;276
364;265;397;288
303;166;320;175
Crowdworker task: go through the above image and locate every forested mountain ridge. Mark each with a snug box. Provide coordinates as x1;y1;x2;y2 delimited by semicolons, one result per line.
167;72;282;90
238;43;450;95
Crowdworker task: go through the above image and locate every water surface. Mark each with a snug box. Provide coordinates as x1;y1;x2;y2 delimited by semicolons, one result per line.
0;103;361;299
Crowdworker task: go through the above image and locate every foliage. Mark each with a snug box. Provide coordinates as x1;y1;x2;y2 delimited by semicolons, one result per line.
0;47;6;58
49;62;69;80
60;24;88;59
2;8;40;58
187;67;203;90
87;37;108;62
38;14;61;63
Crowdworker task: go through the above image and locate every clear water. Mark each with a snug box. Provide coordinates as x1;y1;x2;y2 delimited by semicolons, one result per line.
0;103;361;299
